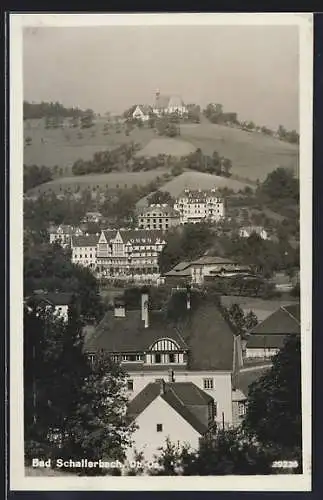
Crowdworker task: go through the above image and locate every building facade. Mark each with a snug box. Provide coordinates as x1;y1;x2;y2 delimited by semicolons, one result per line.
163;257;252;285
86;288;244;432
71;229;167;282
174;188;225;224
49;224;83;248
239;226;269;240
137;204;180;231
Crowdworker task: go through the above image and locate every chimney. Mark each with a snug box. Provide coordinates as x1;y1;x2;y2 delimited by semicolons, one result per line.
186;284;191;310
159;379;166;395
141;288;149;328
114;298;126;318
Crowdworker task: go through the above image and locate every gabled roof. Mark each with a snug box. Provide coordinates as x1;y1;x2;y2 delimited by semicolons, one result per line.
234;366;271;396
102;229;166;245
191;256;236;266
127;382;212;435
86;309;188;353
27;292;74;307
134;105;153;115
71;235;100;247
246;334;287;349
86;292;236;372
248;304;300;335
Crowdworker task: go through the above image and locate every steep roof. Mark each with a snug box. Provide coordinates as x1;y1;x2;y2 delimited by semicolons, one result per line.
246;334;287;349
127;381;211;435
235;366;271;396
86;309;188;353
248;304;300;335
71;235;100;247
27;292;74;307
87;292;236;372
191;256;236;266
137;204;180;217
102;229;166;244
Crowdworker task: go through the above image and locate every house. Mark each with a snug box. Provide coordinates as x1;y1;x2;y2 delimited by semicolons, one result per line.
239;226;269;240
137;204;180;231
152;90;187;116
82;211;103;224
49;225;83;248
86;287;243;431
71;229;167;282
174;188;225;225
244;303;300;360
163;257;252;286
25;292;74;322
131;105;153;122
126;380;216;464
71;234;99;270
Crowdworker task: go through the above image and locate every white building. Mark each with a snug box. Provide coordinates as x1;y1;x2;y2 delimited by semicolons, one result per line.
244;304;300;360
131;105;152;122
71;229;167;282
152;90;187;116
239;226;268;240
174;188;225;224
126;380;215;465
49;224;83;248
86;288;244;442
137;204;180;231
25;292;74;322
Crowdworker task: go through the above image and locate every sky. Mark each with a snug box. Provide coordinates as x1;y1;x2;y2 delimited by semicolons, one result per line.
23;24;299;130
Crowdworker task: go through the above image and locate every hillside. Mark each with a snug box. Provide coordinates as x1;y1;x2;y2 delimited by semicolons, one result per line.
180;123;299;181
136;171;252;207
27;169;169;196
135;137;196;157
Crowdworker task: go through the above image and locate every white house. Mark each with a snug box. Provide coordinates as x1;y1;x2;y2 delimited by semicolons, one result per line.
86;288;243;432
244;304;300;360
71;234;99;270
49;225;83;248
174;188;225;225
25;292;74;322
137;204;180;231
239;226;269;240
131;105;152;122
125;380;215;465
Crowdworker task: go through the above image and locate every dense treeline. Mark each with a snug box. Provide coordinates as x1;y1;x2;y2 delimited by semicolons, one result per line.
70;142;232;178
23;100;91;120
23;165;53;192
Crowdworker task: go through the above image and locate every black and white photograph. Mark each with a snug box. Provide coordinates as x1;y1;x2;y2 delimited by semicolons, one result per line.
10;13;312;491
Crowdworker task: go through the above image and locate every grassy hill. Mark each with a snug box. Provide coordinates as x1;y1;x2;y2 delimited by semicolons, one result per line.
24;120;299;191
180;123;299;182
27;169;169;196
136;171;253;207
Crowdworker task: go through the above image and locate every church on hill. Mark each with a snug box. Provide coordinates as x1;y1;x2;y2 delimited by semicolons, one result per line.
152;89;188;116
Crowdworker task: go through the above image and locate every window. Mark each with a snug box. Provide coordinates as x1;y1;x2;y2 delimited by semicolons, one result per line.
127;379;134;391
203;378;214;390
169;353;175;363
156;424;163;432
238;402;247;417
155;353;161;364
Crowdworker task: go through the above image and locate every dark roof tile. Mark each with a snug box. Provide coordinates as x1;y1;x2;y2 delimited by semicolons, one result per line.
248;305;300;335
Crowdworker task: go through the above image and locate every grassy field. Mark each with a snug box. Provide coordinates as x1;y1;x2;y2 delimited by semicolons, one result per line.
24;119;155;171
27;169;170;196
135;137;197;157
180;123;299;182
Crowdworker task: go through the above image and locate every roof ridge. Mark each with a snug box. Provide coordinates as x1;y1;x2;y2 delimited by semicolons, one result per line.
280;305;301;325
168;384;186;407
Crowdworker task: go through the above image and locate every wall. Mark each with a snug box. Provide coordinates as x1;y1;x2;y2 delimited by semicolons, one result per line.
126;395;201;464
245;347;279;359
126;369;233;426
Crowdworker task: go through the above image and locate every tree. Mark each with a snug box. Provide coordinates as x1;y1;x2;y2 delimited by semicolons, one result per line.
24;306;134;474
147;190;174;206
153;429;273;476
260;167;299;203
243;335;302;466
